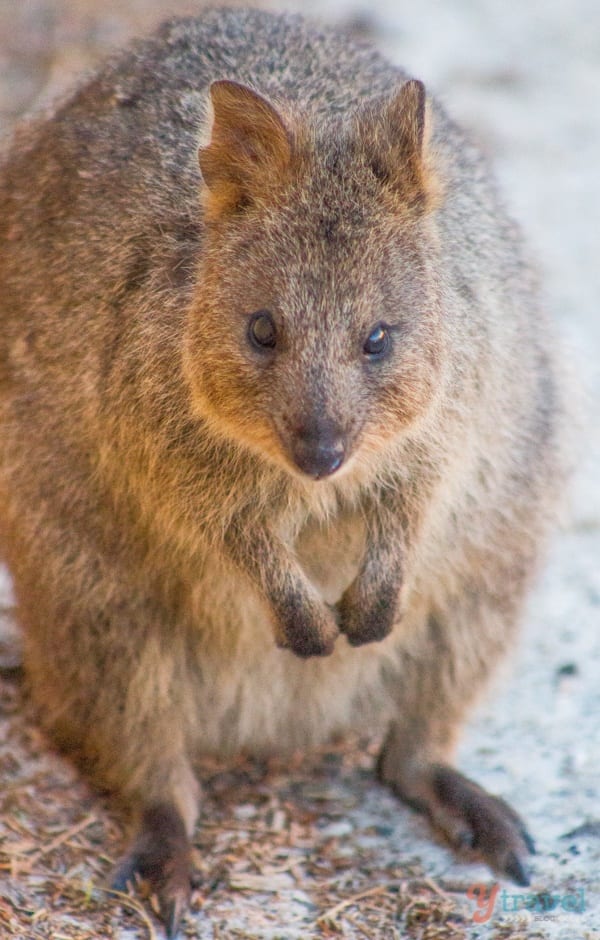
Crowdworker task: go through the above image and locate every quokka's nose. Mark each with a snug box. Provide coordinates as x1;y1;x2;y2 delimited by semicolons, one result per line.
290;424;346;480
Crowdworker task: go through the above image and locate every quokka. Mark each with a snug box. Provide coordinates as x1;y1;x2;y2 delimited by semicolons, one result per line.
0;7;567;936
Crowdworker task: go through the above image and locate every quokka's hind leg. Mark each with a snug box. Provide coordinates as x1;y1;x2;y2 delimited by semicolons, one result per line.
378;596;534;885
378;747;534;884
19;575;200;938
107;745;200;938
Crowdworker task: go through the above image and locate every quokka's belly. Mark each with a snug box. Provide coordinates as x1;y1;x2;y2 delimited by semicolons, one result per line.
184;514;401;757
188;599;402;757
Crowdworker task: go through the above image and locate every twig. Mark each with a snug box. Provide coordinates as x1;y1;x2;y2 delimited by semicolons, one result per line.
316;883;390;925
346;912;377;938
104;886;159;940
422;877;453;902
12;813;98;873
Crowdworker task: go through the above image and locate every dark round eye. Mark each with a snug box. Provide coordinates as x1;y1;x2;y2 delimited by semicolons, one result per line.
248;310;276;350
363;323;391;359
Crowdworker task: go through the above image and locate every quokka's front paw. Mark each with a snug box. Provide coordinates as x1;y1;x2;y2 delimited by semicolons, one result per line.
338;576;401;646
274;600;339;657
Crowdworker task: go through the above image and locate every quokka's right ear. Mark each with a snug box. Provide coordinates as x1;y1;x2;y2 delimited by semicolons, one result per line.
198;80;293;220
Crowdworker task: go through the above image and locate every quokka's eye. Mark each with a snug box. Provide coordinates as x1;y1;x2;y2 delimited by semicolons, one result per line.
248;310;276;350
363;323;391;359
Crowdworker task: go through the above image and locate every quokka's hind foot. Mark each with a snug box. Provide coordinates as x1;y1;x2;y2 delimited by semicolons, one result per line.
111;802;193;939
377;747;534;885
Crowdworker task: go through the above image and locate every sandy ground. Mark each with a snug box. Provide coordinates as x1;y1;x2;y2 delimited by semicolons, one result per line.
0;1;598;938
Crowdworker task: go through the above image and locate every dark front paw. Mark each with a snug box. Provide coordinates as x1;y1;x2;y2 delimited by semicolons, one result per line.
338;577;401;646
274;600;339;658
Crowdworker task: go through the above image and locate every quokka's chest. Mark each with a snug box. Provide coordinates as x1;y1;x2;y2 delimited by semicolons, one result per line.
294;511;367;603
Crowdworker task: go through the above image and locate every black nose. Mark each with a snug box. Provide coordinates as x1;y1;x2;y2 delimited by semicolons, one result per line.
290;423;346;480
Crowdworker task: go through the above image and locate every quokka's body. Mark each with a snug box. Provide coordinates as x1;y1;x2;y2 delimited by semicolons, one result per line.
0;7;566;936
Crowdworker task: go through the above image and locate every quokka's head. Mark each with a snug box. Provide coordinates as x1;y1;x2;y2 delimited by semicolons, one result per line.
183;78;446;481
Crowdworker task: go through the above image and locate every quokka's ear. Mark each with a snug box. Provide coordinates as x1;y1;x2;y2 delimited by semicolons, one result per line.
361;80;438;211
198;80;293;219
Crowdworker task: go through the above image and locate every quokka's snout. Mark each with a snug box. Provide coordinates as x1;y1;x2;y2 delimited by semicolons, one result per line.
286;415;347;479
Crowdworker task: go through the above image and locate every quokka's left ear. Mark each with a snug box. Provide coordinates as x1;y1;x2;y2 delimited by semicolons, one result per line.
357;80;440;211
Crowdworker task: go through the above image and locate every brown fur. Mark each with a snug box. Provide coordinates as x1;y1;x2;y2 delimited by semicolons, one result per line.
0;7;567;934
